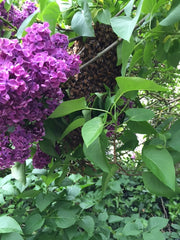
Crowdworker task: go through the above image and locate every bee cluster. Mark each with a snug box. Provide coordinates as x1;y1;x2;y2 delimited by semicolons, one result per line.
62;23;121;99
61;23;122;172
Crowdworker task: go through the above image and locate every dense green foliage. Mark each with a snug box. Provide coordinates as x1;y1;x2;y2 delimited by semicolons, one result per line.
0;0;180;239
0;162;180;239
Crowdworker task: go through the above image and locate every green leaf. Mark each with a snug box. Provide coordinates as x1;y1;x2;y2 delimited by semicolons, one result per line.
18;189;40;198
142;0;157;14
97;9;111;25
143;41;154;66
108;215;123;223
143;172;180;197
127;121;157;134
116;43;122;66
129;48;143;72
122;222;142;236
102;164;119;195
35;192;56;212
167;129;180;152
82;117;104;147
142;146;176;191
41;171;59;186
49;98;87;118
71;1;95;37
125;108;155;121
143;229;165;240
0;216;22;234
160;4;180;26
124;0;135;17
39;0;51;13
16;9;39;39
118;130;138;150
115;77;167;100
42;2;60;34
60;118;85;140
1;232;23;240
11;162;26;185
110;0;144;41
148;217;168;231
24;214;45;235
83;134;110;173
56;207;79;228
39;138;58;157
121;37;135;76
79;216;95;237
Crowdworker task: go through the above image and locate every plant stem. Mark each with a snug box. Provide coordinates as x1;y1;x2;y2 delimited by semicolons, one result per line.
0;16;17;31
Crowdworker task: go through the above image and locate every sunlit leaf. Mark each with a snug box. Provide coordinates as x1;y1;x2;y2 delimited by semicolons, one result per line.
0;216;22;234
71;1;95;36
82;117;104;147
110;0;144;41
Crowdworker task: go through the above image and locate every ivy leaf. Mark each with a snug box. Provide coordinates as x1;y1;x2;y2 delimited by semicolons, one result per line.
148;217;169;231
1;233;23;240
82;117;104;147
24;214;45;235
79;216;95;237
71;1;95;36
35;192;57;212
143;229;165;240
0;216;22;234
142;146;176;191
56;207;79;228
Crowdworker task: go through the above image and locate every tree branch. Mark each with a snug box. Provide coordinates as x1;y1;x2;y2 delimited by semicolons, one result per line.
0;16;17;31
80;16;147;70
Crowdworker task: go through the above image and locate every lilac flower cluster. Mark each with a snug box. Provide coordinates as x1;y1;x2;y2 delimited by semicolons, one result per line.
0;22;81;169
0;0;37;36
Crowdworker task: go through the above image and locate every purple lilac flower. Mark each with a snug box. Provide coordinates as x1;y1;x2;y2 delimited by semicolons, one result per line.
0;1;37;36
0;22;81;169
33;144;51;169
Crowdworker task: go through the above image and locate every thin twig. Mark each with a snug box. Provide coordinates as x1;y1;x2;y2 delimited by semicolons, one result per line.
0;16;17;31
80;15;147;70
69;36;82;43
160;197;171;232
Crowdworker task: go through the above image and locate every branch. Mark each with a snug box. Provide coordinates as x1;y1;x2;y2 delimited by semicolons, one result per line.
80;15;147;70
0;16;17;31
69;36;82;43
80;39;121;70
